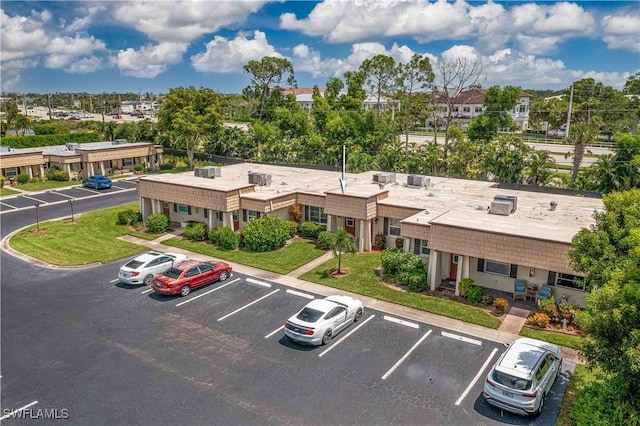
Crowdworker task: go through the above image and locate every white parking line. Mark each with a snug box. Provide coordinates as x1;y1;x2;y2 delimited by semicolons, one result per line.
381;330;432;380
217;289;280;321
1;202;17;209
141;288;154;294
383;315;419;329
176;278;240;307
318;315;375;358
441;331;482;346
265;326;283;339
455;347;499;406
109;278;119;283
22;194;48;203
0;401;39;420
246;278;271;288
285;289;314;299
52;191;75;199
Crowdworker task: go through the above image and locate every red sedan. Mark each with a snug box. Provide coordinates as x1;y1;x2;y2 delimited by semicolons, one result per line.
151;259;232;297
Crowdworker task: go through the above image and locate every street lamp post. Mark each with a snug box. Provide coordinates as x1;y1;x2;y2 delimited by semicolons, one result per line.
34;202;40;231
68;198;75;222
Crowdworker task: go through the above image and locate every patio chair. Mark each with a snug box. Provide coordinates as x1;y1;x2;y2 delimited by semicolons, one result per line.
513;279;527;300
536;285;553;303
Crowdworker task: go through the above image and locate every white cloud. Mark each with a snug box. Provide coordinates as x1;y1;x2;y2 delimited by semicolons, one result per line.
110;0;270;43
62;5;106;33
116;42;188;78
602;13;640;52
191;31;282;73
66;56;104;74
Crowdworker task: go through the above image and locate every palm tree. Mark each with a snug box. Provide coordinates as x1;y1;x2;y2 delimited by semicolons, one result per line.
15;114;31;136
332;229;357;274
567;122;598;187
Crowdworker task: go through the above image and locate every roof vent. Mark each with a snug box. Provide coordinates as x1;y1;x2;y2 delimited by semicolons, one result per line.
407;174;430;188
112;139;128;145
372;172;396;184
65;143;81;151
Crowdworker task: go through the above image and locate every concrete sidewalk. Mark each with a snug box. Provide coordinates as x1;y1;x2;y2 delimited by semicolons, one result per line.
118;234;584;365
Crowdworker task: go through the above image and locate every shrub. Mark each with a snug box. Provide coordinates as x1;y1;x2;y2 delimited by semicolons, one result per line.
526;312;551;328
0;175;5;188
134;163;144;173
175;160;188;169
466;285;485;303
117;209;142;226
381;248;407;278
45;167;70;182
242;215;290;252
538;295;558;318
209;227;221;245
482;295;494;305
31;176;42;183
288;203;302;222
17;173;30;184
183;222;208;241
459;278;475;297
285;220;299;237
317;231;336;250
300;221;325;239
395;237;404;248
374;233;386;251
398;271;428;292
493;298;509;315
146;213;170;234
159;163;173;170
218;226;240;250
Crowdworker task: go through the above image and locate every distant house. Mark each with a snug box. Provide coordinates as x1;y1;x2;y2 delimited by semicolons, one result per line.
430;88;532;131
120;101;157;114
285;88;397;113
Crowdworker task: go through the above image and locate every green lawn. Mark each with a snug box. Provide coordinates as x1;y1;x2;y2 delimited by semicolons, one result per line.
300;252;501;329
520;326;585;350
11;180;81;191
162;238;326;275
1;187;21;196
9;203;146;265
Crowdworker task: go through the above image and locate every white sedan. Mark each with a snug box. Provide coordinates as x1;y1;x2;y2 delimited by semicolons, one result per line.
284;295;364;345
118;251;188;285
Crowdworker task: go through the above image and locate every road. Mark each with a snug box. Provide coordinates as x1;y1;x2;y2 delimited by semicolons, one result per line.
0;188;571;425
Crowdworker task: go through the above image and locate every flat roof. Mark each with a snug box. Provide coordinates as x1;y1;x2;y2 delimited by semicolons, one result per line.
0;141;156;158
139;163;603;242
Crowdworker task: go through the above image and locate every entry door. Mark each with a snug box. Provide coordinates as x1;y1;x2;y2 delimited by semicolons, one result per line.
449;254;460;280
232;211;239;231
345;217;356;236
163;202;170;215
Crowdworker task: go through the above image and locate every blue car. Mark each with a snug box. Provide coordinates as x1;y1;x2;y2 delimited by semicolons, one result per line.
82;175;112;189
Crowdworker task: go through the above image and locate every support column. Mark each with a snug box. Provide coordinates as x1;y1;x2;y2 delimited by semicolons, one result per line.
326;215;333;232
223;212;233;228
66;164;72;179
403;237;410;252
207;209;214;230
429;250;439;291
89;162;95;176
39;165;45;178
27;167;33;179
100;162;105;175
360;219;372;251
454;255;466;296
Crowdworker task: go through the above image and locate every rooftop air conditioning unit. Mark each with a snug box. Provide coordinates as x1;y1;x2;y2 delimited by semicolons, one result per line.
212;166;222;177
373;172;396;184
65;143;81;151
0;146;10;152
407;174;430;188
493;195;518;213
194;167;204;177
248;172;271;186
489;201;512;216
199;166;216;178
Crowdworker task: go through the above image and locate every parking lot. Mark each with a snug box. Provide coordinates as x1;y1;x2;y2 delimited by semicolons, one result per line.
0;178;138;213
2;250;570;424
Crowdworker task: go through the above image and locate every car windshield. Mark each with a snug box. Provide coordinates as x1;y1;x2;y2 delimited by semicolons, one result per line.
492;370;531;390
124;260;144;269
163;267;183;279
296;307;324;323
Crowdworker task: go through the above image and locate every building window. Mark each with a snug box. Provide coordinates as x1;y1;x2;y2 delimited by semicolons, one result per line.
452;106;459;113
215;211;223;221
414;239;430;256
175;204;191;215
475;106;483;113
71;162;82;171
232;211;238;221
243;209;260;222
556;273;585;290
388;218;401;236
305;206;327;224
346;217;355;227
484;260;511;277
463;106;471;113
518;104;527;113
123;157;134;166
204;209;209;219
4;167;18;177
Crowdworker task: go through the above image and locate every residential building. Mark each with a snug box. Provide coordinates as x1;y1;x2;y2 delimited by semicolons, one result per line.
136;163;601;307
286;88;397;114
120;101;157;114
0;140;163;180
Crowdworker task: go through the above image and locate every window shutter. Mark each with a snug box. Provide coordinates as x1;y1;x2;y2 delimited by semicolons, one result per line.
242;209;247;222
304;206;309;221
510;265;518;278
547;271;556;286
414;239;420;255
477;258;484;272
384;218;389;235
187;206;191;215
173;203;177;212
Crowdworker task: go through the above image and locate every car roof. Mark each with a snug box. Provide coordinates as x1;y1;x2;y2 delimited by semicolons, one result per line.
496;338;560;378
132;251;167;262
172;259;205;269
303;298;341;314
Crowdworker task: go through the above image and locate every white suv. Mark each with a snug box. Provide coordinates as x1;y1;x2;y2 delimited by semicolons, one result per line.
483;337;562;416
118;251;188;285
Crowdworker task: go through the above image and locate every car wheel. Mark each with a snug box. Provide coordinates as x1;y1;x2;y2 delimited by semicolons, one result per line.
143;274;154;286
354;308;363;322
322;330;332;345
219;270;228;282
534;397;544;417
179;285;191;297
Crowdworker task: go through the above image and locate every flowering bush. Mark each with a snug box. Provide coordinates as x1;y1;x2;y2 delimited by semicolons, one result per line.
493;298;509;315
526;312;551;328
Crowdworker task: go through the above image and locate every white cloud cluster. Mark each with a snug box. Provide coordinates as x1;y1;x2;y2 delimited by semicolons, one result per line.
116;42;189;78
602;12;640;52
191;31;282;73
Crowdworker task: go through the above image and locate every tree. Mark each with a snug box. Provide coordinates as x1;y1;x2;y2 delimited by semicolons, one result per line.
157;86;223;170
243;56;296;119
15;114;31;136
360;54;398;116
591;132;640;192
567;122;598;187
434;57;485;160
523;149;556;186
623;72;640;134
332;229;357;274
482;135;530;183
467;85;520;142
395;54;434;150
569;189;640;420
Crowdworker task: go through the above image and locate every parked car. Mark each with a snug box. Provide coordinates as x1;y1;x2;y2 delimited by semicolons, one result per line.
284;295;364;345
82;175;112;189
151;259;232;297
118;251;188;285
483;337;563;416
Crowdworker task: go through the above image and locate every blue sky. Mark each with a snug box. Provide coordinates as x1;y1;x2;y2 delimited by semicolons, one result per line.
1;1;638;95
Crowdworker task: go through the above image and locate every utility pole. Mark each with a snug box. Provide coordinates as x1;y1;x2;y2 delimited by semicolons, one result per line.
47;94;52;120
565;85;573;137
